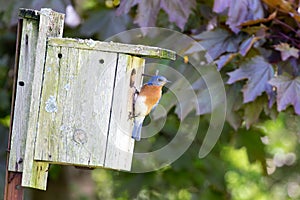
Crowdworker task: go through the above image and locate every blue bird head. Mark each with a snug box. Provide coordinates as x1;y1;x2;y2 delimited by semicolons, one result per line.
147;75;170;86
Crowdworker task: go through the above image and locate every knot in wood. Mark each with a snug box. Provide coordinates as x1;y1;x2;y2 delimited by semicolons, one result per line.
73;129;88;145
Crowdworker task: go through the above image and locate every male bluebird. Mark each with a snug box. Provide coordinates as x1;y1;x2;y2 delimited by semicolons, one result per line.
132;75;170;141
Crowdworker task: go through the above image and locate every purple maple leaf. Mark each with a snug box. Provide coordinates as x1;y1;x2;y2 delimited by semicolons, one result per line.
227;56;274;103
134;0;161;29
116;0;195;31
160;0;196;30
269;74;300;115
117;0;160;31
187;28;243;60
274;43;299;61
116;0;139;15
213;0;264;33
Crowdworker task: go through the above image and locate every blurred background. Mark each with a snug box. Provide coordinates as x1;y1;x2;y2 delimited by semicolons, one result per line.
1;0;300;199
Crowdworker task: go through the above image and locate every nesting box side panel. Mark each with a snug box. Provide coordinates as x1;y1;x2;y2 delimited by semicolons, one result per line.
8;19;38;172
22;8;64;190
34;45;118;167
104;54;145;171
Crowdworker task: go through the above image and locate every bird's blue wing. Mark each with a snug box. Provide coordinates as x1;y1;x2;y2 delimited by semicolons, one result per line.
132;120;143;141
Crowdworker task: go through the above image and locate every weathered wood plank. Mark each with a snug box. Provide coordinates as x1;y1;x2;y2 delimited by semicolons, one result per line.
22;8;64;190
48;37;176;60
104;54;144;171
34;46;118;167
8;18;38;172
33;45;61;161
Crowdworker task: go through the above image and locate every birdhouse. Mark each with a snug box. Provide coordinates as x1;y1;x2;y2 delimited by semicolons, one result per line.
8;8;175;190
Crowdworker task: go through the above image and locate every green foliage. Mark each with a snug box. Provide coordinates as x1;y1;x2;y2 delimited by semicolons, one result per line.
0;115;10;127
222;144;269;200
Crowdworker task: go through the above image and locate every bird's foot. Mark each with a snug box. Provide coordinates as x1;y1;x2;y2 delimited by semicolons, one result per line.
128;112;138;120
133;86;139;95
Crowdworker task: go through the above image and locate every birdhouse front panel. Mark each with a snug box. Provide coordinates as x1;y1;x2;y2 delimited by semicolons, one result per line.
104;54;144;170
34;43;119;167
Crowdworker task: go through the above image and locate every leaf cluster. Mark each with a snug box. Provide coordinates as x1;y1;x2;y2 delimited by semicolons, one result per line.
120;0;300;130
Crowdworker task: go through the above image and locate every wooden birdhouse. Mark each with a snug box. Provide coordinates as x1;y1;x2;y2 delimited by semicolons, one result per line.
8;8;175;190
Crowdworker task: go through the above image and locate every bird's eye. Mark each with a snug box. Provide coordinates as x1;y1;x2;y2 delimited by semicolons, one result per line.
158;78;163;82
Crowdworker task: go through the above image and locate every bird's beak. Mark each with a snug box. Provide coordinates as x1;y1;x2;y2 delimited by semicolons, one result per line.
142;73;153;77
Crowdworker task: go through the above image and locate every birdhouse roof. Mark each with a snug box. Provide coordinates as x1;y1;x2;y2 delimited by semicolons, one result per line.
47;37;176;60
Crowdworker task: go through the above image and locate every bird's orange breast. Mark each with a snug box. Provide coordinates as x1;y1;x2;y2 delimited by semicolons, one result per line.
139;85;162;114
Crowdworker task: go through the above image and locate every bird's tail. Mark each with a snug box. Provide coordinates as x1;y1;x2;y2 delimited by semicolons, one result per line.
132;119;143;141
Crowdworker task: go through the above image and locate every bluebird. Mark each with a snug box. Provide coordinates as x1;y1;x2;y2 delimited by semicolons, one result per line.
132;75;170;141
